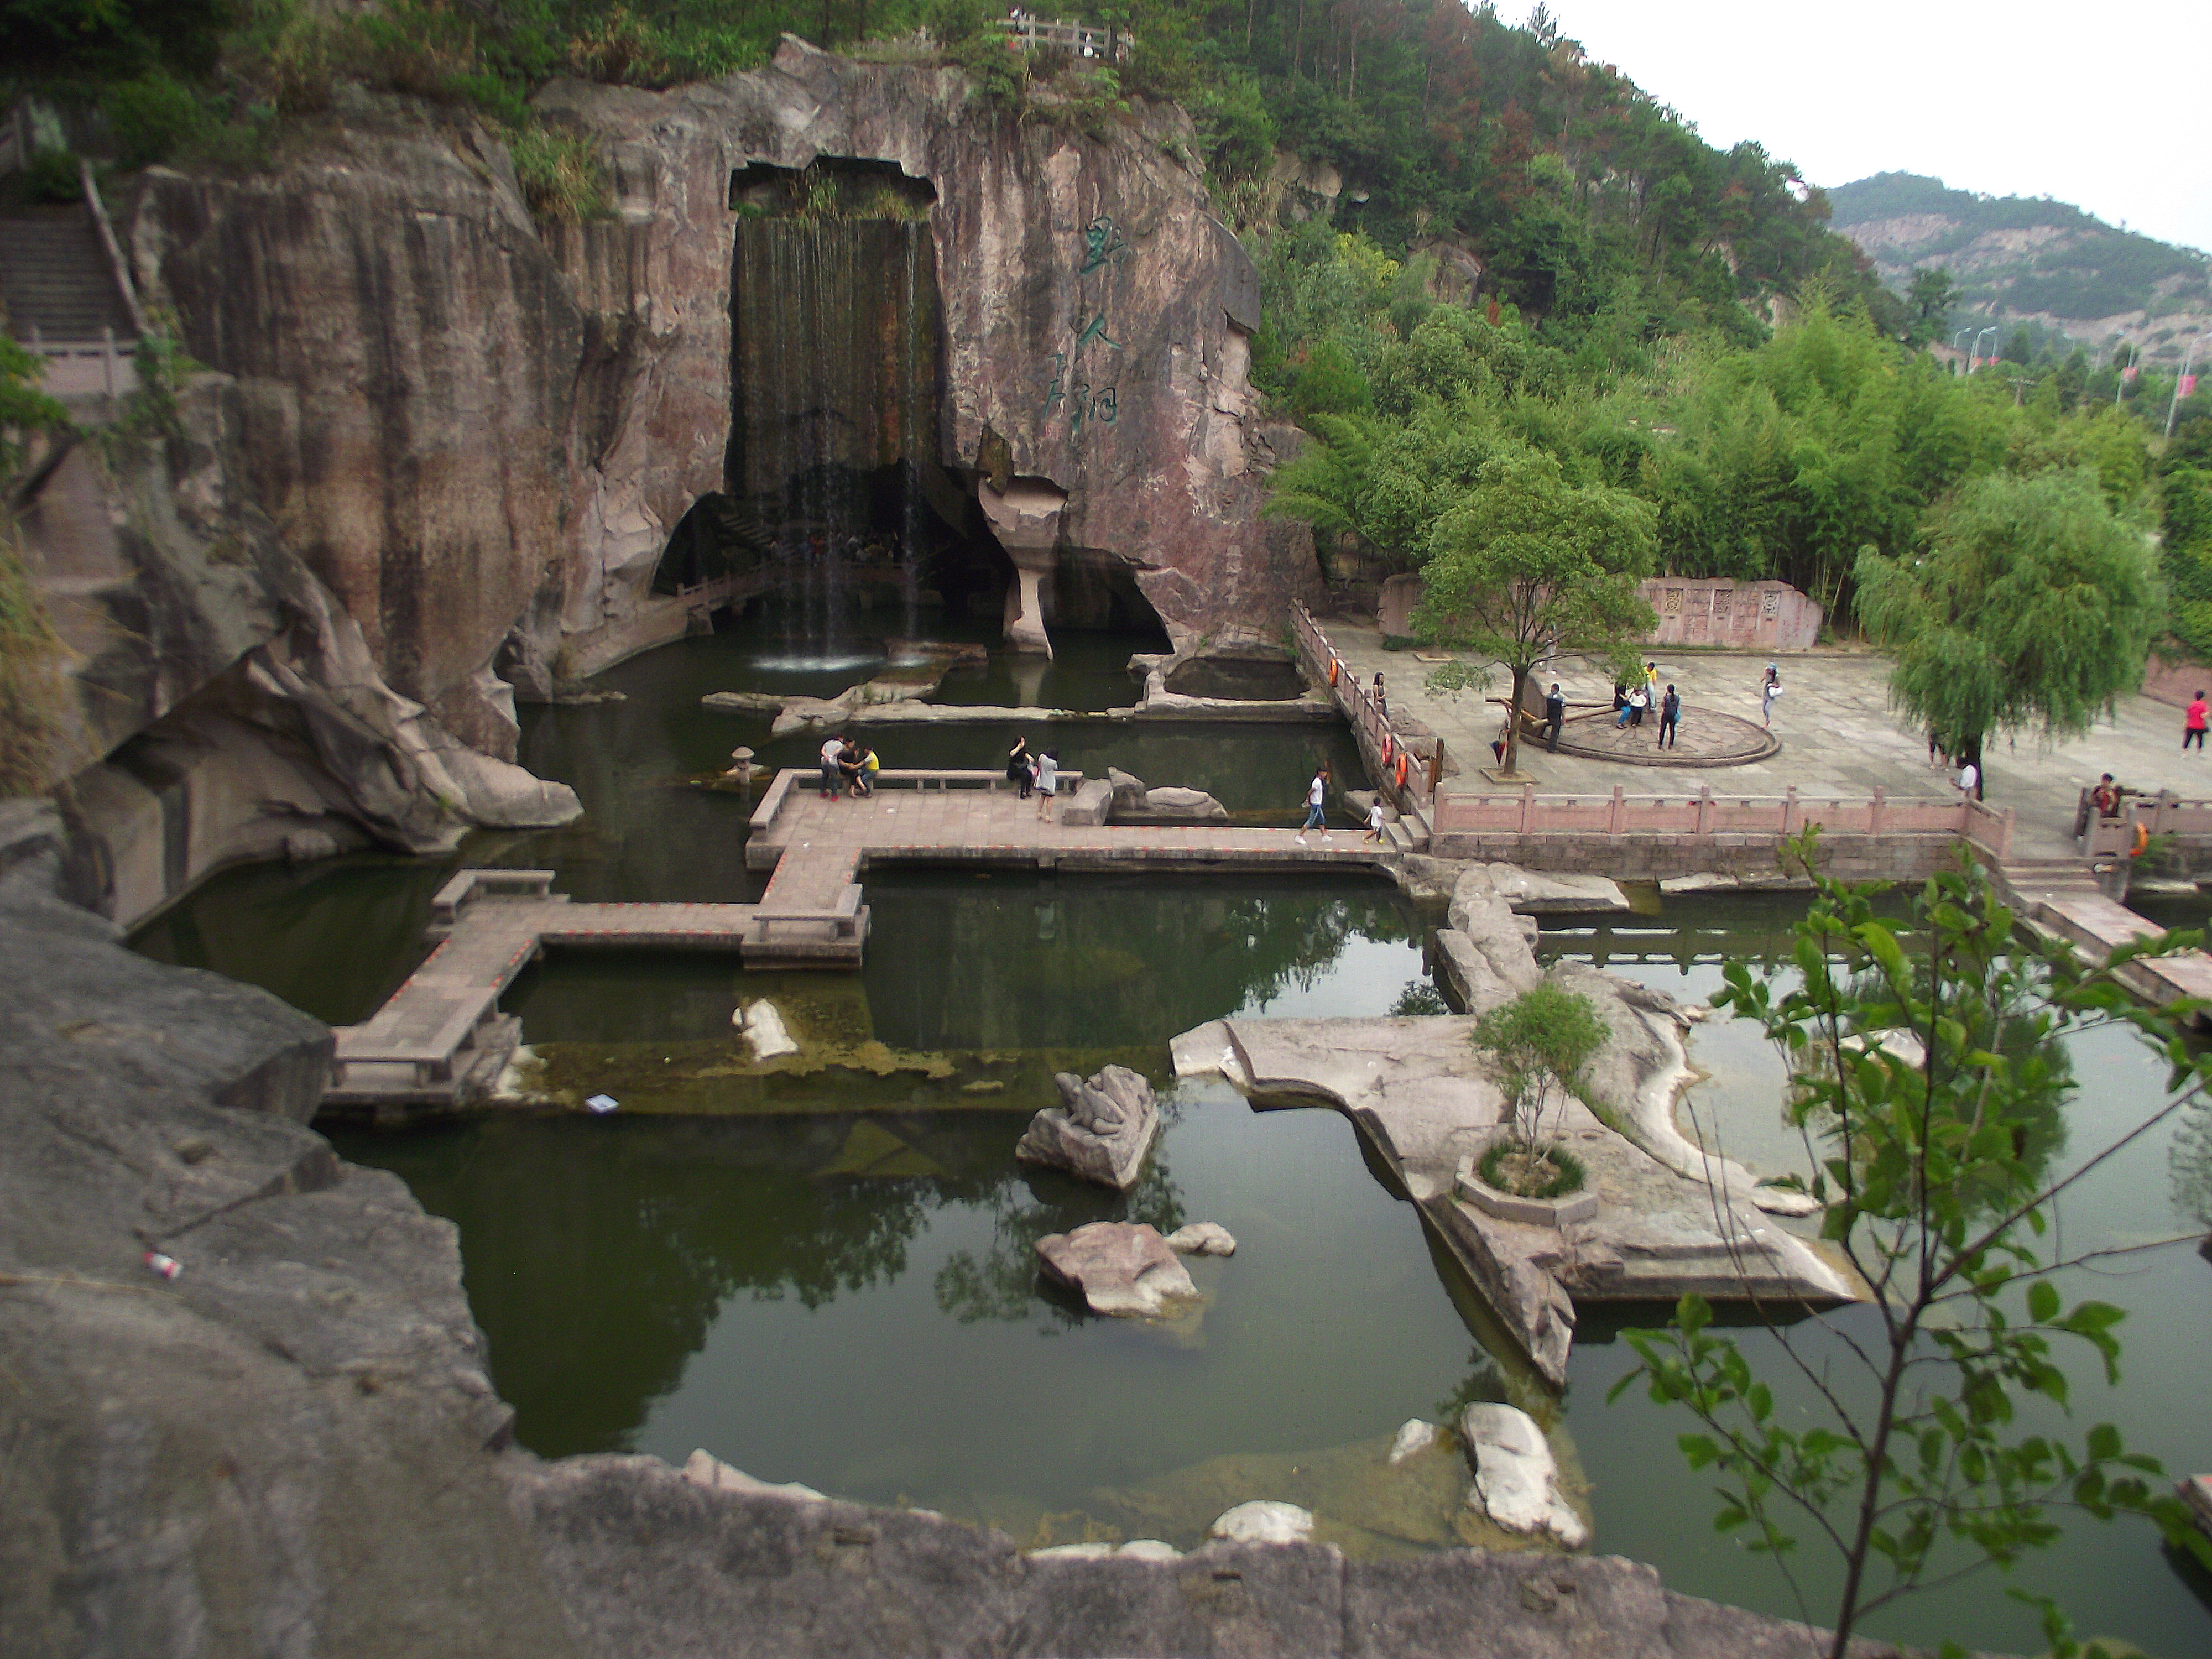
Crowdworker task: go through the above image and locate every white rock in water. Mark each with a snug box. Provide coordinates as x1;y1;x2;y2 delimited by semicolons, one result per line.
1029;1541;1115;1559
1207;1500;1314;1545
1387;1418;1439;1465
1165;1222;1238;1257
1116;1539;1183;1562
681;1448;826;1503
1459;1405;1587;1548
739;1000;799;1060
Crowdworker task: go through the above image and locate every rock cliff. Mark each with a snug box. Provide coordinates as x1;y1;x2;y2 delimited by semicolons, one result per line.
117;37;1318;728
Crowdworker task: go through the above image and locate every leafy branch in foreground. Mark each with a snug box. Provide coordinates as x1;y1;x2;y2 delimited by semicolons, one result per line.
1611;833;2212;1659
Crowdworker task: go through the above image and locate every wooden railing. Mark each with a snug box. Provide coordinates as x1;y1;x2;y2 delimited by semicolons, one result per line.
994;14;1133;59
1291;602;1441;808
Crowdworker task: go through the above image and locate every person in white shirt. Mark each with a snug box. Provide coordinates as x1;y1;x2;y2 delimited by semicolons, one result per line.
819;735;844;799
1298;765;1331;843
1955;760;1979;800
1034;749;1058;820
1365;800;1386;843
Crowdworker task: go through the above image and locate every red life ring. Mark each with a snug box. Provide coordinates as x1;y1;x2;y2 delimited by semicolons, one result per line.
1328;657;1341;687
1395;753;1411;790
2133;821;2151;858
1381;734;1395;766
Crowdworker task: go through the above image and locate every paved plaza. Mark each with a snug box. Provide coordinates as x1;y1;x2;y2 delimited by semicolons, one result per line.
1324;619;2207;859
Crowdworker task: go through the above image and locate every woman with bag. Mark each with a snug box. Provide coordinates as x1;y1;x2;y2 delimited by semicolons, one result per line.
1761;665;1782;729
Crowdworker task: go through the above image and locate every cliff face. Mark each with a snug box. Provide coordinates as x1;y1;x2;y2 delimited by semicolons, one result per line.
118;39;1316;729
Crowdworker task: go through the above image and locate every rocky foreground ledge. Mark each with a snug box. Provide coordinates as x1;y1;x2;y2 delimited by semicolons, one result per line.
2;800;1908;1658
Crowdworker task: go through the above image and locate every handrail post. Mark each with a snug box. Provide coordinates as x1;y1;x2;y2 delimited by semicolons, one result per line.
1430;737;1444;801
1870;785;1885;834
1608;784;1624;836
2000;806;2015;858
1782;785;1798;834
1520;782;1535;833
1697;785;1711;836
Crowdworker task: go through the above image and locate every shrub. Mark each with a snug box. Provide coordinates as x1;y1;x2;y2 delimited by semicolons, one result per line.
1478;1139;1585;1198
22;148;81;203
1470;982;1610;1181
107;71;205;168
509;124;608;223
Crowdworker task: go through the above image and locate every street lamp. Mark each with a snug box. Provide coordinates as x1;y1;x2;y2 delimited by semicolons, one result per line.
2166;333;2206;440
1953;328;1974;374
1967;327;1997;375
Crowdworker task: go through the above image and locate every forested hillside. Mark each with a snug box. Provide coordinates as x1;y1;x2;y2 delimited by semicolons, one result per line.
1829;171;2212;362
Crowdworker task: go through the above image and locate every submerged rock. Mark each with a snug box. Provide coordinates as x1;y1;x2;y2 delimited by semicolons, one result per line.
1206;1500;1314;1545
1387;1419;1440;1465
1015;1065;1161;1190
1164;1222;1237;1257
1458;1405;1588;1550
1107;766;1150;812
737;999;799;1061
681;1449;827;1504
1035;1222;1199;1319
1141;786;1230;822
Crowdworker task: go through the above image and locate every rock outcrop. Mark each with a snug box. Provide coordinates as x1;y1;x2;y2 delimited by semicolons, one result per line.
1015;1063;1161;1189
1035;1220;1200;1318
1207;1501;1315;1545
1164;1222;1238;1257
19;378;581;926
118;40;1321;742
1458;1405;1589;1550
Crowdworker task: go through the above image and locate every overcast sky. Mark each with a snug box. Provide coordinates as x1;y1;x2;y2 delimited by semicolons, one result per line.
1546;1;2212;253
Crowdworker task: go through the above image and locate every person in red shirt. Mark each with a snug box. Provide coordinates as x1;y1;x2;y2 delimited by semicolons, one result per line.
2189;691;2209;752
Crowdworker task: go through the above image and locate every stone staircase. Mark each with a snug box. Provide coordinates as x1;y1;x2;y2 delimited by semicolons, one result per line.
0;204;135;345
1993;854;2105;911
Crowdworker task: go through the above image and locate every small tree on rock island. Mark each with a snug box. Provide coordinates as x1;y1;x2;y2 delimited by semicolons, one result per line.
1614;837;2212;1659
1854;471;2162;799
1412;448;1657;775
1470;983;1608;1197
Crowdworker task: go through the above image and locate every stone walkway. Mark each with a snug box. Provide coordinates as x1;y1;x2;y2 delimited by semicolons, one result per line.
1328;617;2209;858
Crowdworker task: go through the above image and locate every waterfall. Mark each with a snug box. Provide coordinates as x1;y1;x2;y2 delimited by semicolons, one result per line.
728;205;941;659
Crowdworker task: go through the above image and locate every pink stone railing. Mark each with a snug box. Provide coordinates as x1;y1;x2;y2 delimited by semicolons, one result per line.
1291;602;1441;810
2080;789;2212;856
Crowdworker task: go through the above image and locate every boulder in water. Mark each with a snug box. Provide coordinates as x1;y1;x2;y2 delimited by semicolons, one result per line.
1035;1222;1198;1318
1107;766;1149;812
1207;1500;1313;1544
1141;786;1230;822
736;1000;798;1061
1015;1064;1160;1190
1459;1404;1588;1548
1165;1222;1237;1257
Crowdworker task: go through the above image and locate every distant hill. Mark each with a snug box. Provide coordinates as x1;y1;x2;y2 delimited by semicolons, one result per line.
1827;171;2211;363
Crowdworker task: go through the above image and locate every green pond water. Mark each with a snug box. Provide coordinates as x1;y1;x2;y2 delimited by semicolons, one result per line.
133;619;2212;1656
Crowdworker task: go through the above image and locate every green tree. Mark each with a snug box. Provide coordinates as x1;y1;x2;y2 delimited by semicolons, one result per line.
1854;471;2161;794
1411;447;1657;773
1906;267;1961;345
1470;983;1607;1192
1613;841;2212;1659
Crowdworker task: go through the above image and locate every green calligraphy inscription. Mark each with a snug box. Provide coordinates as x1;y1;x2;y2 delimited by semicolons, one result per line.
1078;215;1128;275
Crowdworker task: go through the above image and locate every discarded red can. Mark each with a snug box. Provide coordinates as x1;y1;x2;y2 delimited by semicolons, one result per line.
144;1250;181;1281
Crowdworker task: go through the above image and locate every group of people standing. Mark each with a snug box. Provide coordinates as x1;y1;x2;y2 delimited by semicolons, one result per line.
816;734;881;799
1606;661;1684;749
1006;735;1061;820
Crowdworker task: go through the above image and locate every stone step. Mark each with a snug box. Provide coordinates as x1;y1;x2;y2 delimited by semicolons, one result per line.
0;209;135;343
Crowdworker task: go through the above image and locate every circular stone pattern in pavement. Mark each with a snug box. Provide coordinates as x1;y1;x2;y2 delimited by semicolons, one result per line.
1537;706;1778;768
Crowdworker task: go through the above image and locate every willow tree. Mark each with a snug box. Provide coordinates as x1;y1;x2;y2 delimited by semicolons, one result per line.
1854;472;2162;795
1412;448;1657;774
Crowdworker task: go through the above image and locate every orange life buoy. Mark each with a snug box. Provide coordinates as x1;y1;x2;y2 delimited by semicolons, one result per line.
1328;657;1340;687
1381;734;1395;767
1395;753;1411;790
2133;821;2151;858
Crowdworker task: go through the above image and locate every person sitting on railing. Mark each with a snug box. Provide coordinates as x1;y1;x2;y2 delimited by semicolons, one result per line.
820;734;845;800
838;738;864;798
857;743;881;798
1373;672;1386;715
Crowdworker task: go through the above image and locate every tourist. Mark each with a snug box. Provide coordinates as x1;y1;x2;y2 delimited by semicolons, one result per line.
1645;660;1660;697
1955;757;1980;801
1008;734;1033;798
1034;748;1058;820
1927;727;1947;769
1657;684;1680;749
819;733;844;799
1761;665;1782;728
2187;691;2208;752
1618;686;1645;728
1372;672;1387;716
1542;682;1566;752
1611;680;1628;714
838;738;864;797
1365;798;1386;843
857;743;880;797
1297;764;1331;843
1491;710;1512;764
2091;773;2122;819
